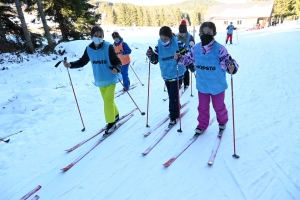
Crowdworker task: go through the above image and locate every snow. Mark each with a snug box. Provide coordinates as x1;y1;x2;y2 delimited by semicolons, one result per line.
1;21;300;199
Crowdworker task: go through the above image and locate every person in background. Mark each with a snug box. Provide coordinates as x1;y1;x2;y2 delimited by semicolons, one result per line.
146;26;188;127
177;19;195;89
174;22;239;135
226;22;237;44
112;31;132;91
63;26;122;136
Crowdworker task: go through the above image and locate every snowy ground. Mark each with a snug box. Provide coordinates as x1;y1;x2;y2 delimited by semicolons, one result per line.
1;21;300;200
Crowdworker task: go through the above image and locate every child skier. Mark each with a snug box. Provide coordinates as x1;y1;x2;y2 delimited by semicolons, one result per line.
176;19;195;89
63;26;122;136
174;22;239;135
226;22;237;44
146;26;189;127
112;31;132;91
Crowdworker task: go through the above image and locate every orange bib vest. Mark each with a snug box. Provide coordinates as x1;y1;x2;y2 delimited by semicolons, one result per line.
113;42;130;65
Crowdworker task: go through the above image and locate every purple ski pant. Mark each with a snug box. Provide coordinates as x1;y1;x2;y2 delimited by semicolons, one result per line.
197;91;228;130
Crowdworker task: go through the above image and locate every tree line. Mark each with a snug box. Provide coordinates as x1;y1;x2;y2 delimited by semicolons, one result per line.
272;0;300;22
0;0;299;54
94;1;212;27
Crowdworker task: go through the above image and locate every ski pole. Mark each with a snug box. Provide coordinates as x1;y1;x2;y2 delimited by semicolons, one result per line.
0;138;10;143
190;71;193;97
117;76;145;116
164;84;166;92
236;30;239;44
130;62;144;86
119;50;144;86
1;130;23;142
146;60;151;127
56;57;85;132
229;58;239;159
176;51;182;132
1;130;22;141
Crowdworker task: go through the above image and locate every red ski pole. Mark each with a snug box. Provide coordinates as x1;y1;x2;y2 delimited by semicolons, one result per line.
56;57;85;132
117;76;145;116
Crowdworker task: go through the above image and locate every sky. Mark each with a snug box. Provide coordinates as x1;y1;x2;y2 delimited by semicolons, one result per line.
1;21;300;199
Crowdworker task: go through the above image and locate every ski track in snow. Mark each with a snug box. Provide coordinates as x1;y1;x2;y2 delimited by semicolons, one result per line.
1;22;300;199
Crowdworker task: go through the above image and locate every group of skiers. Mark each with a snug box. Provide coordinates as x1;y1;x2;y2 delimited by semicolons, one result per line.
63;20;239;136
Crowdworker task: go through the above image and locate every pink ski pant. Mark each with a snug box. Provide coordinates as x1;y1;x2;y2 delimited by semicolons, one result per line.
197;91;228;130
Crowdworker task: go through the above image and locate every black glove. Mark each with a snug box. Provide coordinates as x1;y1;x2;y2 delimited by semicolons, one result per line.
146;47;154;59
187;63;195;73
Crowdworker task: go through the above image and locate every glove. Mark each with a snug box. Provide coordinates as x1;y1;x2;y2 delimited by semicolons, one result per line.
109;66;121;73
120;51;125;55
227;56;235;74
187;63;195;73
146;47;153;59
179;48;188;55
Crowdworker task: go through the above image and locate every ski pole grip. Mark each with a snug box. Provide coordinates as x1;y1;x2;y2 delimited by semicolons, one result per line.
175;50;180;62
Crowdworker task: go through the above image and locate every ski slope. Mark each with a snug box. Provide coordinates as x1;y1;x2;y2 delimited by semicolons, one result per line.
1;21;300;199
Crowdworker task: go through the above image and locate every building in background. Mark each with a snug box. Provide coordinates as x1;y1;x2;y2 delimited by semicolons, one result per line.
205;1;274;30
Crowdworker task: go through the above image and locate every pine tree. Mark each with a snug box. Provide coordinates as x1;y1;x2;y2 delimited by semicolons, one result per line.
136;6;143;26
190;9;201;26
43;0;99;41
142;7;150;26
36;0;54;47
14;0;34;53
117;3;127;26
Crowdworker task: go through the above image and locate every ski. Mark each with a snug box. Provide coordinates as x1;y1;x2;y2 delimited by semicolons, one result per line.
20;185;41;200
143;100;190;137
115;84;138;98
207;128;225;165
65;108;137;152
163;86;186;101
31;195;40;200
163;117;216;167
142;109;189;155
61;114;133;171
115;83;138;96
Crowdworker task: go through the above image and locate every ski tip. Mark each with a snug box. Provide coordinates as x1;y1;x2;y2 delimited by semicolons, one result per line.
141;152;148;155
61;168;69;171
163;158;175;167
207;161;213;165
141;112;146;115
81;127;86;132
61;164;73;171
4;139;10;143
